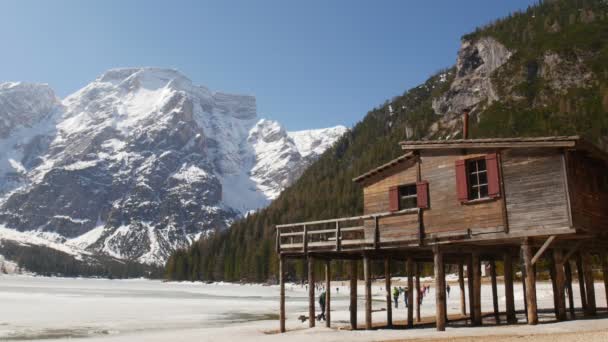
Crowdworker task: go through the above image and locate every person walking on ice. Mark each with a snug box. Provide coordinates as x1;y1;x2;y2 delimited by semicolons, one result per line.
318;290;326;321
393;287;400;308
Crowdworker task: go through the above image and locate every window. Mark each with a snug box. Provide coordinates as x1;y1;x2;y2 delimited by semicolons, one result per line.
398;184;417;210
467;158;489;200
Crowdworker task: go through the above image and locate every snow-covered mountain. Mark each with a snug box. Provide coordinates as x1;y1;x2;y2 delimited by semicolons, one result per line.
0;68;346;265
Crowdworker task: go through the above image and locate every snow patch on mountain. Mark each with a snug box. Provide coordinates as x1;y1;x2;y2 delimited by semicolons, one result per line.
0;68;346;265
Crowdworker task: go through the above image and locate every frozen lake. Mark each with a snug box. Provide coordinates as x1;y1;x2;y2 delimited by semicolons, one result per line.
0;275;606;341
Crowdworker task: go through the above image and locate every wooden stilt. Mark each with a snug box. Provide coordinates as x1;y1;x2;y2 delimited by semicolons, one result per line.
308;257;315;328
384;258;392;327
434;247;446;331
458;261;466;317
522;239;538;325
602;251;608;311
472;252;482;326
564;260;575;319
364;256;372;330
575;253;588;312
503;252;516;324
489;259;500;324
553;249;567;321
279;256;286;333
407;257;414;328
325;260;331;327
349;259;358;330
415;262;421;323
467;255;475;325
548;253;559;318
582;252;596;316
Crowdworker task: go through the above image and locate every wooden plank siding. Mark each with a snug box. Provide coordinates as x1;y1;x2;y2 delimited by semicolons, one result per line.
567;151;608;233
421;151;505;235
502;149;571;233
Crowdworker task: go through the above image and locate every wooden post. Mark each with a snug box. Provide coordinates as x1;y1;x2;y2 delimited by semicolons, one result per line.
472;252;482;326
364;256;372;330
415;262;421;323
458;261;466;317
522;239;538;325
384;258;392;328
407;257;414;328
553;249;567;321
575;253;588;312
325;260;331;327
434;247;446;331
350;259;358;330
279;256;286;333
467;255;475;325
582;252;596;316
308;256;315;328
489;259;500;324
564;260;575;319
602;251;608;310
503;252;516;324
548;253;559;318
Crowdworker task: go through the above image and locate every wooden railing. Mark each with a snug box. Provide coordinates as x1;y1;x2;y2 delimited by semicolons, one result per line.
275;208;420;254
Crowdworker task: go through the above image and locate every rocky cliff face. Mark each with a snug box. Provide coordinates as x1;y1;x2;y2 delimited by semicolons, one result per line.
0;68;346;264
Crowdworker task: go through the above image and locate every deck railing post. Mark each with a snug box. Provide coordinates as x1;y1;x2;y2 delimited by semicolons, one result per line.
373;216;379;249
335;221;341;252
303;225;308;255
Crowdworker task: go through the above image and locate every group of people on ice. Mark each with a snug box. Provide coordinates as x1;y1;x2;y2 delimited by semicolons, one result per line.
392;283;451;308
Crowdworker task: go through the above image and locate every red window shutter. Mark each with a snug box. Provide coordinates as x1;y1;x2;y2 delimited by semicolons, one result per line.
455;159;469;202
486;153;501;198
416;181;429;209
388;186;399;211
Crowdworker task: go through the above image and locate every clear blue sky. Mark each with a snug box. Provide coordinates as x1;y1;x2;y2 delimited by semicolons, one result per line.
0;0;538;131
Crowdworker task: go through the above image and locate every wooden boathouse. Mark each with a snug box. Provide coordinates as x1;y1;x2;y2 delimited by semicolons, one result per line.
275;118;608;333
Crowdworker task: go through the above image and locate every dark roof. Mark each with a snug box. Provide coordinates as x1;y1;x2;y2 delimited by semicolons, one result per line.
352;152;415;183
399;136;581;150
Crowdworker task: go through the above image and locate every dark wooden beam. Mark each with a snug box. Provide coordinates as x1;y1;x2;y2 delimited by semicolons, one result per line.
564;259;576;319
602;251;608;311
467;255;475;325
553;249;567;321
415;262;421;323
472;252;482;326
575;254;588;312
279;256;286;333
582;252;597;316
325;260;331;327
308;256;315;328
349;259;358;330
364;256;372;329
385;258;392;327
407;257;414;328
489;259;500;324
522;239;538;325
458;261;466;317
434;247;446;331
503;252;516;324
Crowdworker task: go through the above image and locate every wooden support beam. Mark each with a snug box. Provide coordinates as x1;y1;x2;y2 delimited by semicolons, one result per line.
522;239;538;325
553;249;567;321
582;252;597;316
503;252;516;324
308;257;315;328
279;256;286;333
458;261;466;316
489;259;500;324
602;251;608;311
531;235;556;265
415;262;421;323
384;258;392;327
434;247;446;331
548;253;559;318
373;217;379;250
564;259;575;319
364;256;372;330
349;259;358;330
407;257;414;328
335;221;341;252
325;260;331;327
472;252;482;326
467;256;475;325
575;254;588;312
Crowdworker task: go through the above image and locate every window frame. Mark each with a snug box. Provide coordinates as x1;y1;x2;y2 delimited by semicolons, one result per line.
397;183;418;210
466;157;490;201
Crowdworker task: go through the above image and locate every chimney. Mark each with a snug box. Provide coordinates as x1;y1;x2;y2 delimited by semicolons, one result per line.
462;108;470;140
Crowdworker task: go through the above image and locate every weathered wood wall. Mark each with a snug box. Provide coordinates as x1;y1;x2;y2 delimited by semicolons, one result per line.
567;151;608;233
420;150;504;235
502;148;570;232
